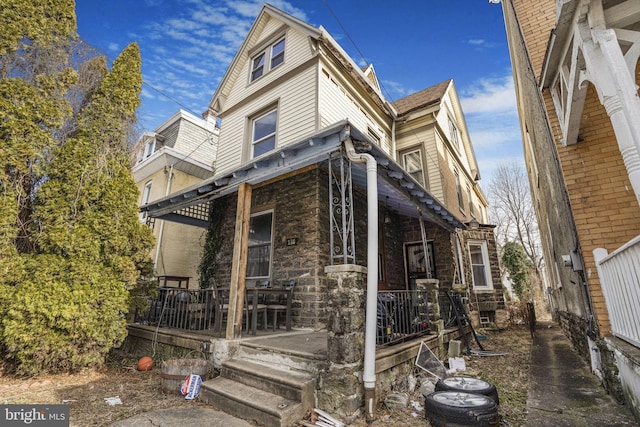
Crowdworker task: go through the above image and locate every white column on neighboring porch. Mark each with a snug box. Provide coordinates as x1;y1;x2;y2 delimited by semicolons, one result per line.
579;1;640;204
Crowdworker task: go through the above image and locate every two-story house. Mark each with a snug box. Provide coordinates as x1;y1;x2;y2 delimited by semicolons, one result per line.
132;109;219;283
137;4;503;423
501;0;640;419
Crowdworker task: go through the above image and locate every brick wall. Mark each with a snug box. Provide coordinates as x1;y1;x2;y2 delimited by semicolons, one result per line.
512;0;556;78
509;0;640;338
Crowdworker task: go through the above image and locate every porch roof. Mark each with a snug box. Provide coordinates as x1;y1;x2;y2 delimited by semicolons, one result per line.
140;120;466;231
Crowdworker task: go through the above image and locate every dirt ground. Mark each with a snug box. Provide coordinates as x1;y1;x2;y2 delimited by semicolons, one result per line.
0;325;532;426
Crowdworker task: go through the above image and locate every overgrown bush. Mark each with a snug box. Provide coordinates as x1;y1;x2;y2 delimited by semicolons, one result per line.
0;256;129;374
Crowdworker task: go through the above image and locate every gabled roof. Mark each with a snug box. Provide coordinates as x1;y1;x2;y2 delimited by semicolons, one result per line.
392;79;452;116
209;4;321;112
361;64;381;91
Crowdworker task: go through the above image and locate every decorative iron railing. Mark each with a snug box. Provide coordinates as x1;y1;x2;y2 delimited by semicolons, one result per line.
594;235;640;348
376;290;431;346
136;287;216;331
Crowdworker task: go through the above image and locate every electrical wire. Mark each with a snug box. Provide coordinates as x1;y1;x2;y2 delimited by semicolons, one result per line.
321;0;453;192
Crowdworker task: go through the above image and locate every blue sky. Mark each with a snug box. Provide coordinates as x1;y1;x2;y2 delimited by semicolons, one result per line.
75;0;521;185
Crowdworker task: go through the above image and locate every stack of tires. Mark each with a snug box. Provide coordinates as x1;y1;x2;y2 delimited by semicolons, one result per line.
423;377;500;426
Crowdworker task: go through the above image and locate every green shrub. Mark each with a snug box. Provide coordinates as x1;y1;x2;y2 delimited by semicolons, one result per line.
0;255;128;374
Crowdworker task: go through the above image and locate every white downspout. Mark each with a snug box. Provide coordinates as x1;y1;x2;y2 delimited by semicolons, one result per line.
391;118;397;161
153;165;174;273
344;138;378;422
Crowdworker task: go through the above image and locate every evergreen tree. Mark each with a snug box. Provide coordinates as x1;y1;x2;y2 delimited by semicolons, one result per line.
501;241;532;300
0;1;154;374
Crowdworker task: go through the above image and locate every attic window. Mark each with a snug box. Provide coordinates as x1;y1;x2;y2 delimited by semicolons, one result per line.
250;37;286;82
271;38;285;68
251;53;266;81
449;118;460;150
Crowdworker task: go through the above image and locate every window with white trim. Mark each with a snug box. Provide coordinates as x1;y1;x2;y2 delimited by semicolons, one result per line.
139;181;152;221
402;149;425;188
250;37;285;82
449;118;460;150
144;139;155;159
251;108;277;158
455;169;464;210
467;185;475;218
468;241;493;289
247;211;273;279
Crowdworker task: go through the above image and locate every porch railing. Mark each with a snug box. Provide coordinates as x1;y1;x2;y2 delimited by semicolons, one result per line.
137;287;216;331
594;235;640;348
376;290;430;346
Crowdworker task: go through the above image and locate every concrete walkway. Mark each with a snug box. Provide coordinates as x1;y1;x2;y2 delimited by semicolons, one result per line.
109;407;254;427
525;322;638;426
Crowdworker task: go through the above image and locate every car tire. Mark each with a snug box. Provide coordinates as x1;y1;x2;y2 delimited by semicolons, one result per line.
435;377;499;404
424;391;499;427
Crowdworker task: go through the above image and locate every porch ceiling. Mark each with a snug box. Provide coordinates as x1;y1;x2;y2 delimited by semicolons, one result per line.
140;120;465;231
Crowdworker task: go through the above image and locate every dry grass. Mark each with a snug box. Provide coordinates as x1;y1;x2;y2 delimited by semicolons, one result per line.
0;325;532;426
0;350;209;427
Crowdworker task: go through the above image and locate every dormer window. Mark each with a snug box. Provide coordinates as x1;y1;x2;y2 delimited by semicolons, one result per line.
144;140;155;158
136;132;165;163
250;37;286;82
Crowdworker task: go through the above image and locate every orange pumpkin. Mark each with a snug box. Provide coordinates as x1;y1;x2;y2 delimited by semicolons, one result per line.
137;356;153;371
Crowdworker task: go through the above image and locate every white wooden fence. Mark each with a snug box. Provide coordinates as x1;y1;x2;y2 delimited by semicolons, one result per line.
594;235;640;348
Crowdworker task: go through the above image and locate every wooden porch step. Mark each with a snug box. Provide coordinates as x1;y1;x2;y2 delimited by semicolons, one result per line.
200;376;308;427
221;359;315;408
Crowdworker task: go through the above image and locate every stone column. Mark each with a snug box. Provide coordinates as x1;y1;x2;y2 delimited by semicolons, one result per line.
320;264;367;424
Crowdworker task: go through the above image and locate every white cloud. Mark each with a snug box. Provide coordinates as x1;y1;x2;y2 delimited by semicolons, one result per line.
107;42;120;52
460;75;517;115
457;73;525;185
467;39;485;45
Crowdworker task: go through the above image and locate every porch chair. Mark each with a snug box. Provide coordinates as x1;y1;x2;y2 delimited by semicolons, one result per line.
266;280;295;331
245;282;268;334
209;279;230;333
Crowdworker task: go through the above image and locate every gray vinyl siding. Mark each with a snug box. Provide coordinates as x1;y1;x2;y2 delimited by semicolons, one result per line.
174;119;217;166
161;120;180;148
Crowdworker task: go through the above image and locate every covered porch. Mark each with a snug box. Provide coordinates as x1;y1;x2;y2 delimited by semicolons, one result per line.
135;120;468;423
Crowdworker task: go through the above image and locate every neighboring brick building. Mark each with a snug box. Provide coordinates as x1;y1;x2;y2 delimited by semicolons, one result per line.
501;0;640;418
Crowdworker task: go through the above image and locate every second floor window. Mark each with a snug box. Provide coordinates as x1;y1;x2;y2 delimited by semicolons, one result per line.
250;37;286;82
251;108;277;158
402;150;425;188
467;186;475;218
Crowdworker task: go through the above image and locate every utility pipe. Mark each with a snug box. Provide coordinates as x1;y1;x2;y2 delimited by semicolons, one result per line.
154;164;174;273
344;138;378;422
